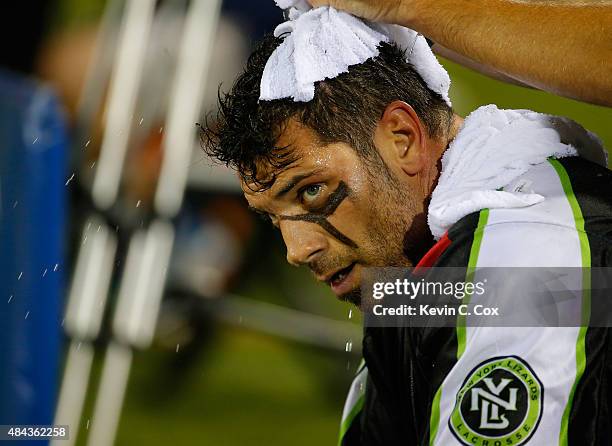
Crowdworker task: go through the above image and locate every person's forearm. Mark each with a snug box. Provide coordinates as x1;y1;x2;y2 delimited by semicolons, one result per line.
401;0;612;106
431;43;533;89
309;0;612;106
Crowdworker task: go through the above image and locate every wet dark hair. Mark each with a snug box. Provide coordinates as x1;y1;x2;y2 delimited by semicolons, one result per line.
201;33;453;190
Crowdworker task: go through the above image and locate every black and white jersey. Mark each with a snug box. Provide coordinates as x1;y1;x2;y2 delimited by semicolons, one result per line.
340;156;612;446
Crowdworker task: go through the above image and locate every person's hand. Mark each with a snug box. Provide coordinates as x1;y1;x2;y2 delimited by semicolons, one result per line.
307;0;412;24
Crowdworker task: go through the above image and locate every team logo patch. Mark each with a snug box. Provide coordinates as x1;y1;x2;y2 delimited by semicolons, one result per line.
449;356;543;446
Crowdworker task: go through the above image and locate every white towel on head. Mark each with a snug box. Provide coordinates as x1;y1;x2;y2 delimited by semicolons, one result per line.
275;0;310;13
427;104;608;239
260;1;451;105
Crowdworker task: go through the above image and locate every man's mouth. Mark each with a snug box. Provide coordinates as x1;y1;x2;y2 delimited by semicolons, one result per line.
327;262;357;296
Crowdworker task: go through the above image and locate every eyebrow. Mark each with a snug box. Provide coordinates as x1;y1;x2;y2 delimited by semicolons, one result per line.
273;169;323;199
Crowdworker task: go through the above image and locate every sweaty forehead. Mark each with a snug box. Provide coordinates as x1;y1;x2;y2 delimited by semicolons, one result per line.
242;120;335;194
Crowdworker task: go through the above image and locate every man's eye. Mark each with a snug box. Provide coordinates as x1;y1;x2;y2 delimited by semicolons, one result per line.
301;184;322;203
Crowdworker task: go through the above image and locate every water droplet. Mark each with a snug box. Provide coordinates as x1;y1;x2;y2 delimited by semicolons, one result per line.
139;117;144;125
86;419;90;430
348;309;353;319
65;173;75;186
42;268;47;277
7;295;13;304
32;137;38;144
77;342;82;351
61;318;65;327
53;263;59;271
12;201;18;208
90;161;96;169
24;311;29;319
85;140;91;148
82;235;88;245
17;272;22;280
345;340;353;352
136;200;141;208
159;126;164;133
176;344;180;353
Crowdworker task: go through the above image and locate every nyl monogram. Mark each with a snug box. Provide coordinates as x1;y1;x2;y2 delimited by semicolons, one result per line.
470;378;518;430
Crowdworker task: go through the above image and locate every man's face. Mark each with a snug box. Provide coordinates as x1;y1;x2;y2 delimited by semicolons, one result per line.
243;120;432;307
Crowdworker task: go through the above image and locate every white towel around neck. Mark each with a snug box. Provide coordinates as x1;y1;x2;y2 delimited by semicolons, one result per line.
428;105;608;239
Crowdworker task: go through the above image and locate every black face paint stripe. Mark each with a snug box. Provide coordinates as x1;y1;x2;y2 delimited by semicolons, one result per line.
281;214;358;248
316;219;358;248
279;181;358;248
311;181;350;216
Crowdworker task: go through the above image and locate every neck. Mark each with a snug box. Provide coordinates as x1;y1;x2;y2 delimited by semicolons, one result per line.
422;114;464;201
432;113;463;171
401;115;464;264
442;114;464;154
450;114;464;139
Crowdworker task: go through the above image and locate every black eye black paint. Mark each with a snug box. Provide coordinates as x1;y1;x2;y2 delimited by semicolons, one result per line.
279;181;358;248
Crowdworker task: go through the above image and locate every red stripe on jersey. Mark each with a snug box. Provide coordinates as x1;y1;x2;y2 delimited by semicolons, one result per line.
413;232;451;274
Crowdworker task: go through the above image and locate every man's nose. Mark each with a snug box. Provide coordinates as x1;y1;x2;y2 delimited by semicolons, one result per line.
280;219;327;266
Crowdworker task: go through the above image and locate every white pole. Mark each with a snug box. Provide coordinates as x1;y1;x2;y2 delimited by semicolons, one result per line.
155;0;222;217
92;0;156;210
86;2;222;444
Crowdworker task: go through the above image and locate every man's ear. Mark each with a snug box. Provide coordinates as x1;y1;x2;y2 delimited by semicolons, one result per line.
374;100;427;176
